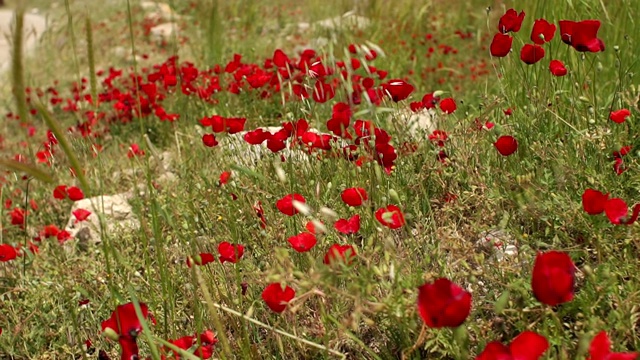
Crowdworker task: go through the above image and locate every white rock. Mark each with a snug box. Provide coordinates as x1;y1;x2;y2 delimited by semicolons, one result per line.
150;22;179;43
476;229;518;262
141;1;180;21
313;11;370;31
391;107;439;138
64;193;139;246
156;151;174;173
219;126;347;168
297;22;310;32
0;10;48;72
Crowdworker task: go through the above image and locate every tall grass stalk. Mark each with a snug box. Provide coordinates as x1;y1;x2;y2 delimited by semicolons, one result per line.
11;6;28;125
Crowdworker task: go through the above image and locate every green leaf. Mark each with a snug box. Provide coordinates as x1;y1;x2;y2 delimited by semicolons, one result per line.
0;159;54;183
494;290;510;314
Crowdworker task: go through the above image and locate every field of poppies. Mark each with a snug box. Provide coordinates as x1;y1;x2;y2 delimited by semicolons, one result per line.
0;0;639;359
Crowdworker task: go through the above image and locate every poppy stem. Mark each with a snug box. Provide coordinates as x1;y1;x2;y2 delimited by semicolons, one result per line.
547;306;565;337
453;325;470;360
212;301;347;359
401;324;427;360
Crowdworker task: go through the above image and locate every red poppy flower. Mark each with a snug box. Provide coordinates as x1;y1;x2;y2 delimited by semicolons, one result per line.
202;134;218;147
53;185;68;200
305;220;323;234
187;252;216;267
195;330;218;359
382;79;415;102
494;135;518;156
341;187;368;207
422;92;440;109
587;331;638;360
67;186;84;201
276;194;306;216
531;19;556;44
498;9;525;33
476;331;549;360
559;20;605;52
417;278;471;328
549;60;568;76
428;130;448;147
262;283;295;313
254;201;267;229
334;214;361;234
489;33;513;57
10;208;26;226
439;98;457;114
73;208;92;223
531;251;575;306
273;49;289;68
520;44;545;64
323;244;357;265
0;244;18;262
582;189;609;215
117;338;140;360
225;118;246;134
127;143;145;158
57;230;72;244
101;302;155;340
218;242;245;263
244;129;269;145
288;232;317;253
168;335;196;355
617;145;632;157
41;224;61;238
312;80;335;103
609;109;631;124
604;198;640;225
219;171;231;186
613;159;626;175
167;330;217;359
375;205;405;229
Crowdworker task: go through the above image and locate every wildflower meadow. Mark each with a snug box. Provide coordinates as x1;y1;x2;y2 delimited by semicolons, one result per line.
0;0;639;359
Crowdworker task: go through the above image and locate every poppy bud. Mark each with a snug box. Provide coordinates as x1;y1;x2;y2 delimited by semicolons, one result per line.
388;189;400;204
102;327;120;341
374;164;382;183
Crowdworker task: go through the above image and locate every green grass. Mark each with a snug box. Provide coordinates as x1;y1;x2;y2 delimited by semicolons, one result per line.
0;0;639;359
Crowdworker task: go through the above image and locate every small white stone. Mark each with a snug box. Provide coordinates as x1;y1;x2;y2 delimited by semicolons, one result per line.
64;193;139;247
150;22;179;43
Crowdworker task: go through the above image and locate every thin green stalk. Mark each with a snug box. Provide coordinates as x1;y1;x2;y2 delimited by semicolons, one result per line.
153;337;204;360
213;302;347;359
36;103;91;194
64;0;81;81
125;0;144;138
195;266;234;358
85;14;98;108
129;290;162;360
11;6;28;125
0;159;54;183
21;178;32;277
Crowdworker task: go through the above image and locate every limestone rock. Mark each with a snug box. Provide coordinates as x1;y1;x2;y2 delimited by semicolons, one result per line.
141;1;180;21
218;126;348;168
391;107;439;138
476;229;518;262
150;22;179;43
0;10;48;72
313;11;370;32
64;193;139;247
